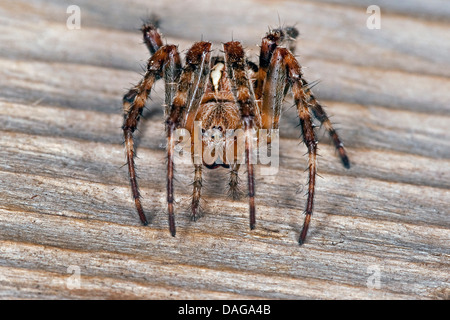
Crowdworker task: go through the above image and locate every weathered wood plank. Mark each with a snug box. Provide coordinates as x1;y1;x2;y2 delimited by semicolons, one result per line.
0;0;449;300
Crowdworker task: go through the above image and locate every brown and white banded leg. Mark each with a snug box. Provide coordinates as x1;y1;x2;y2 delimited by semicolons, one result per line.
260;42;287;130
123;22;164;110
223;41;260;230
262;45;350;244
268;48;318;244
296;102;317;245
123;45;182;226
166;41;212;235
300;78;350;169
254;26;299;101
279;49;318;245
256;24;348;169
255;29;282;100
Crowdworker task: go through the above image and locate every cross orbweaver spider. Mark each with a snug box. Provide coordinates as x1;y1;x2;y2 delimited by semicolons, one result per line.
122;21;350;245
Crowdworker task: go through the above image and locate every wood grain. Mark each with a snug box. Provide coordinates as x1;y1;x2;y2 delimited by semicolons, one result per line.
0;0;449;300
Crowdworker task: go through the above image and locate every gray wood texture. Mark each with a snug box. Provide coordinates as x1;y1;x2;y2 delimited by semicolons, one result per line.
0;0;449;299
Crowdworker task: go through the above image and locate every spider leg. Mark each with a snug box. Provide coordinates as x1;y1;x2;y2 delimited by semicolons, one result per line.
123;45;182;226
223;41;259;230
261;45;350;244
123;23;165;113
300;79;350;169
191;164;202;220
255;23;348;169
261;45;287;130
265;48;318;244
166;41;212;235
228;163;242;200
283;52;319;245
255;30;282;100
296;106;317;245
254;26;299;100
141;23;164;55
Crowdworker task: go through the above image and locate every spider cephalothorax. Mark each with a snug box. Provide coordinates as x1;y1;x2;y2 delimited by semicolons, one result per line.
122;21;350;245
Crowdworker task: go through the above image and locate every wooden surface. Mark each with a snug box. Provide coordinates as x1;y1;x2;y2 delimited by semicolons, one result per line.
0;0;449;300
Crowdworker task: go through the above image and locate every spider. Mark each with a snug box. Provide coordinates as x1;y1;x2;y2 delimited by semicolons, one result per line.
122;21;350;245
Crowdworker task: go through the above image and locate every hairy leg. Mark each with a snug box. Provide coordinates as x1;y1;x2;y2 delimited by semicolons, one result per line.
123;22;165;112
261;44;350;244
255;26;299;100
268;48;318;244
260;43;287;130
223;41;259;230
283;51;319;245
123;45;181;226
300;78;350;168
245;119;256;230
296;102;317;245
166;41;212;235
228;163;242;200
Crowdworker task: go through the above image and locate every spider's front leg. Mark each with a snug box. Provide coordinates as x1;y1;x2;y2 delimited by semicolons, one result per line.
166;41;212;235
223;41;260;230
264;47;350;244
273;48;318;245
122;44;182;226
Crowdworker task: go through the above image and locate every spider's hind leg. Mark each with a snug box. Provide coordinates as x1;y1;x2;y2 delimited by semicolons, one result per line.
166;41;212;235
223;41;259;230
258;41;350;244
